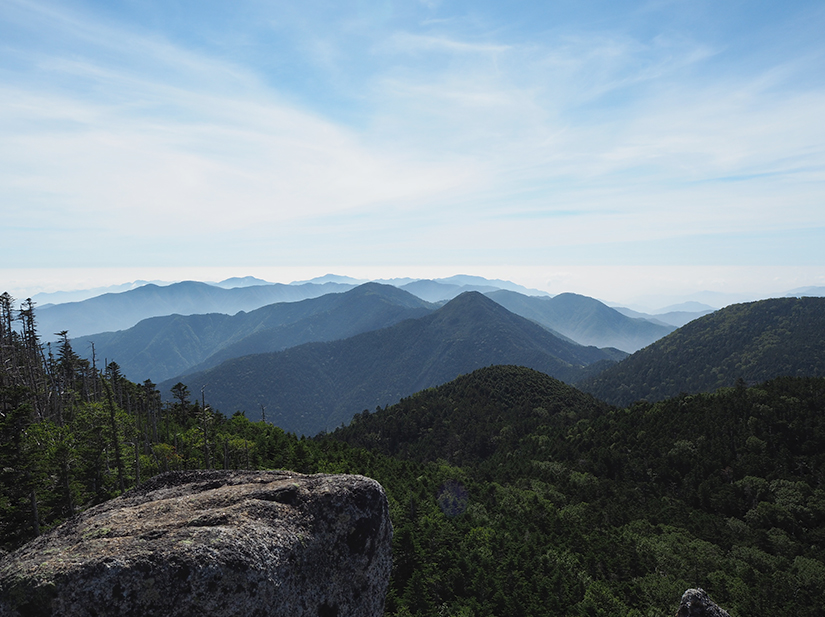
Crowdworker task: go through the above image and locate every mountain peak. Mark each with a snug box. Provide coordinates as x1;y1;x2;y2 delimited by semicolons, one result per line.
436;290;507;315
214;276;273;289
342;282;435;309
290;274;368;286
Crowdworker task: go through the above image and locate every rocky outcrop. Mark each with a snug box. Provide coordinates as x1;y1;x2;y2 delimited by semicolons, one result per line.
676;588;731;617
0;470;392;617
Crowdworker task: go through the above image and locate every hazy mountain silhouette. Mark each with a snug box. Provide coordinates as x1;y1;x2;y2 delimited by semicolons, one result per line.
213;276;273;288
399;280;500;303
486;290;675;352
159;292;626;435
72;283;434;383
786;286;825;297
611;306;713;328
38;280;356;338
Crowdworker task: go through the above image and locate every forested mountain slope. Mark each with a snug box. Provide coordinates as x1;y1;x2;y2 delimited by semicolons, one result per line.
161;292;626;435
37;280;356;338
486;290;675;352
72;283;434;383
335;364;612;466
578;296;825;407
329;366;825;617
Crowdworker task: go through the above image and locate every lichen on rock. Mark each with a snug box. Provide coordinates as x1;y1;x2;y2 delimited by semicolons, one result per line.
676;588;731;617
0;470;392;617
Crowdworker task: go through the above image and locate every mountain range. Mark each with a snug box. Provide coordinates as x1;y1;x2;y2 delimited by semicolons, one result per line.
84;290;825;436
613;304;716;328
158;292;626;435
67;283;671;383
35;280;356;338
29;277;571;342
395;274;550;303
71;283;435;383
486;290;675;351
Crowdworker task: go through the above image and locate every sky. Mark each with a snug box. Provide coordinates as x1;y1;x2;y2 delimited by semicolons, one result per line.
1;0;824;307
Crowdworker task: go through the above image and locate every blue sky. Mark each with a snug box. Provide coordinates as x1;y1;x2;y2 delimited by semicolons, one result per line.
1;0;824;305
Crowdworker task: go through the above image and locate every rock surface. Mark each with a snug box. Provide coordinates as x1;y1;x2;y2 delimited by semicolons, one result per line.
0;470;392;617
676;588;731;617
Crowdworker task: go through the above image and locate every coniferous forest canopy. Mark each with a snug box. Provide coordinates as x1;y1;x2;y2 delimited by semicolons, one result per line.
2;292;825;616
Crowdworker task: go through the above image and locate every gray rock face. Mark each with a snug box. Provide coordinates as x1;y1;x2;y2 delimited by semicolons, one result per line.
676;588;731;617
0;470;392;617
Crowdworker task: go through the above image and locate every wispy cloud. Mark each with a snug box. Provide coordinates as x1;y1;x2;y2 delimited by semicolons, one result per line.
383;32;511;55
1;0;823;285
0;2;475;244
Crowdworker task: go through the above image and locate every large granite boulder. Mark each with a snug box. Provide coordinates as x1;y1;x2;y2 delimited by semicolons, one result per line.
676;588;731;617
0;470;392;617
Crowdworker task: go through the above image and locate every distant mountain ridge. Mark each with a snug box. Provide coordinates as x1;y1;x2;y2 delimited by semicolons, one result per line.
72;283;435;383
578;296;825;407
398;275;550;303
36;281;356;338
160;292;626;435
612;305;715;328
32;274;547;338
30;281;165;307
486;290;675;353
59;282;670;385
399;280;500;303
435;275;550;296
786;286;825;297
212;276;273;289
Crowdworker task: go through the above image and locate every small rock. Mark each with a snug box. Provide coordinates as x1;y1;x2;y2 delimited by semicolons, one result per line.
0;470;392;617
676;588;731;617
